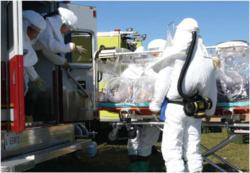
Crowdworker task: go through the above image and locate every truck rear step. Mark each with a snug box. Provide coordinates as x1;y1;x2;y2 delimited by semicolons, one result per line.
1;139;91;172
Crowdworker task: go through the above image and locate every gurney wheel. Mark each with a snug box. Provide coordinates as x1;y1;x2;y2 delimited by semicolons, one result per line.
108;131;118;142
128;128;137;139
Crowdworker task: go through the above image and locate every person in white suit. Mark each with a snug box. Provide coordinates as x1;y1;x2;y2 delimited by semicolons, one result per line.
23;10;46;96
149;18;218;172
126;42;165;172
36;7;86;70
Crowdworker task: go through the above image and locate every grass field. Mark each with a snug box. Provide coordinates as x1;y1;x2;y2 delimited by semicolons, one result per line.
28;129;249;172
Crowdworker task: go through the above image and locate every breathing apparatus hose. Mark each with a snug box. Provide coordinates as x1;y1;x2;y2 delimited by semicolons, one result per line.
43;11;59;19
176;32;213;118
151;32;198;121
151;33;197;122
177;31;198;99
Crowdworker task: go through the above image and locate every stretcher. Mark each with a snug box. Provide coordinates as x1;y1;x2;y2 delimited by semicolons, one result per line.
99;103;157;122
95;47;249;172
98;102;249;172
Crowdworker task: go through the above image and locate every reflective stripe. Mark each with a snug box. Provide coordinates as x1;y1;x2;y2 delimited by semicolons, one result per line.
194;102;198;112
194;112;205;116
1;103;14;108
1;108;14;121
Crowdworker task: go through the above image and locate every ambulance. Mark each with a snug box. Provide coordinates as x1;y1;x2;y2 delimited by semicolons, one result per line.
1;1;97;171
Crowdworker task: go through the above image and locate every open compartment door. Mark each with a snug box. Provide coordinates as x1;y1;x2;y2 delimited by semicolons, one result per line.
1;1;9;131
52;2;98;123
7;0;25;133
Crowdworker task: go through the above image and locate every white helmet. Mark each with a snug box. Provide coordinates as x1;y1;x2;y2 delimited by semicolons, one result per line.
58;7;78;30
176;18;200;33
148;39;167;51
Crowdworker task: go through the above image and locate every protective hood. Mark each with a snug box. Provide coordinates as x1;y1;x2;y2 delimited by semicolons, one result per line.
176;18;200;33
46;15;65;44
23;10;46;44
149;18;200;73
148;39;166;51
23;10;46;67
23;21;38;67
135;46;145;52
58;7;78;30
46;8;77;45
23;10;46;32
134;46;147;58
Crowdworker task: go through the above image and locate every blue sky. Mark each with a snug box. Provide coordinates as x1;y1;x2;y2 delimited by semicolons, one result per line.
73;1;249;49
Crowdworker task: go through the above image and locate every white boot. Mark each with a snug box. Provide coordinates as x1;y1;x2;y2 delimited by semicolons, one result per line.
170;170;186;173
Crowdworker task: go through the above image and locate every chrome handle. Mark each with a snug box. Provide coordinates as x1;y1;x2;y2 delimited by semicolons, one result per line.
67;68;88;98
13;70;15;85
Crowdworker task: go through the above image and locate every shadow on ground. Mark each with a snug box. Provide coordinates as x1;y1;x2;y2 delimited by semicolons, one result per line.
27;145;166;172
27;132;165;172
27;143;242;172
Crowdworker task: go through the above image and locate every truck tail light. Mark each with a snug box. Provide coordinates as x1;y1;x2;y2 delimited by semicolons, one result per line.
93;10;96;18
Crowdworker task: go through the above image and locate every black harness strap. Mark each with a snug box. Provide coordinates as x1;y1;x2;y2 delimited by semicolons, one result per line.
43;11;60;19
168;100;184;106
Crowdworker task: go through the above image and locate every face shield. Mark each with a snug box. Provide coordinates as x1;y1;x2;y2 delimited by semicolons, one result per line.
58;7;78;31
134;46;148;66
134;47;148;59
60;24;73;35
23;10;46;44
148;39;167;58
133;53;148;68
24;20;45;44
148;48;161;57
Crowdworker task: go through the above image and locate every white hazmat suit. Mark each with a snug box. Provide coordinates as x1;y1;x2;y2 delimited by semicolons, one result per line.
33;40;69;68
149;18;217;172
22;10;46;95
125;44;165;172
38;7;78;61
